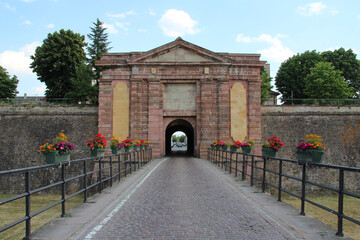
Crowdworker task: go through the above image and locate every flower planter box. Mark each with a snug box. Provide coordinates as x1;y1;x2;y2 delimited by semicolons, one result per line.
124;146;131;152
241;146;252;154
221;146;229;151
43;151;70;164
297;149;324;164
215;145;221;151
262;148;277;158
230;146;238;153
91;149;106;157
111;148;121;155
133;146;139;151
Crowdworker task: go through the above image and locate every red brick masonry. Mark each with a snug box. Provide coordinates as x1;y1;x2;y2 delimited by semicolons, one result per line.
96;38;265;158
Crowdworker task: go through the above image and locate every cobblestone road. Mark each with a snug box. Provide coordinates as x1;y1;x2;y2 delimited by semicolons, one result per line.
74;156;302;240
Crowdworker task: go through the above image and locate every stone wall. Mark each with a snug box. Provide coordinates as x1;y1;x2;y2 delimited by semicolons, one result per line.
1;105;359;193
262;105;360;192
0;105;98;192
0;105;98;171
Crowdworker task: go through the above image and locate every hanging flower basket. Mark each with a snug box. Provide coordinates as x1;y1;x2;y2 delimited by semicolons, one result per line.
111;148;121;155
241;146;252;154
43;151;70;164
230;145;238;153
91;149;106;157
262;148;277;158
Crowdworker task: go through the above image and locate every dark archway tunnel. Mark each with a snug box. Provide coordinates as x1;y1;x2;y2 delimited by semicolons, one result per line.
165;119;194;156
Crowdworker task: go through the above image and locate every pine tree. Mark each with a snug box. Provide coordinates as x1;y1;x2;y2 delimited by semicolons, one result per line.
87;18;112;86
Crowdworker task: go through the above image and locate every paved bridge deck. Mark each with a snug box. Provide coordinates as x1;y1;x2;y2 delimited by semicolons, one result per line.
32;157;351;240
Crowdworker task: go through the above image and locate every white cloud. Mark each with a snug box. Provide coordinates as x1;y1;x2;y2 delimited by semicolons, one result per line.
159;9;200;37
236;34;251;43
3;3;16;11
148;9;156;16
103;23;118;34
236;33;294;63
298;2;327;16
115;22;130;31
107;10;135;19
34;84;46;95
0;42;40;75
23;20;31;25
22;0;36;2
46;23;55;28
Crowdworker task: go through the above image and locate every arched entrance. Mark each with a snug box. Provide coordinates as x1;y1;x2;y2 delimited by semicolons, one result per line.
165;119;194;156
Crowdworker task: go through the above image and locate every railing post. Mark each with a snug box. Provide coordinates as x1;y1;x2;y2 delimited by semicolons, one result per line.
229;153;232;174
124;153;128;177
250;156;254;186
83;161;87;203
336;169;344;236
242;154;246;181
300;164;306;215
278;160;283;202
224;151;227;172
261;157;267;193
24;171;31;240
110;156;113;187
235;153;238;177
61;163;66;217
137;150;140;169
98;157;102;193
118;154;121;182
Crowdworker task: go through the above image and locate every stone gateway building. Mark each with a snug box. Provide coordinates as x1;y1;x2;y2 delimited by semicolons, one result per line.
96;38;266;158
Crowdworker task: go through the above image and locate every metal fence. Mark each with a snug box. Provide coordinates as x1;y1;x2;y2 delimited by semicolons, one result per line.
207;148;360;237
0;148;152;240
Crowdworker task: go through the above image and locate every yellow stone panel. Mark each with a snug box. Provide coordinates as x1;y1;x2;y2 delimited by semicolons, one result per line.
231;83;247;142
113;82;129;139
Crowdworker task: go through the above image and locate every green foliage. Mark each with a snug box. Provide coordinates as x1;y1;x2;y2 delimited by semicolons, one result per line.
64;64;98;104
321;48;360;98
30;29;87;98
172;135;178;142
178;135;185;142
304;62;353;100
275;50;323;104
260;66;272;104
87;18;112;86
0;66;19;98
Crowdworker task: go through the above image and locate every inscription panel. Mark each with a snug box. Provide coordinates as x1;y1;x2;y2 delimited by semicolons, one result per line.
163;84;196;111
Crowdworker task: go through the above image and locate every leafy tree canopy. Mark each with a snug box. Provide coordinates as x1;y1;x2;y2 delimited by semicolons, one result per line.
0;66;19;98
321;48;360;98
260;66;272;104
304;62;352;99
275;50;323;104
30;29;87;98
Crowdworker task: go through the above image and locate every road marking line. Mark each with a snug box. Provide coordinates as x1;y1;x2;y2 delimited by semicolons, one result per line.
84;158;168;239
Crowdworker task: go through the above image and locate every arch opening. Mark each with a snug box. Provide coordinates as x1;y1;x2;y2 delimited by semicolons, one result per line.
165;119;194;156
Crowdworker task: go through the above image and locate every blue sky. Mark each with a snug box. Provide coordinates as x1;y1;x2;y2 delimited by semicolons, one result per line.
1;0;359;96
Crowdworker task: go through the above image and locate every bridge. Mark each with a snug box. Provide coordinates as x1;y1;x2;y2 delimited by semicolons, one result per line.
1;149;358;240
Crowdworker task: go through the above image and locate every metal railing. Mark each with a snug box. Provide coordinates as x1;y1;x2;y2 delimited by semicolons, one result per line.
207;148;360;237
0;148;152;240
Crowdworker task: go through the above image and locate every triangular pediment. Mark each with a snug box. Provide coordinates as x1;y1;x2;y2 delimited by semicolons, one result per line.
128;37;229;64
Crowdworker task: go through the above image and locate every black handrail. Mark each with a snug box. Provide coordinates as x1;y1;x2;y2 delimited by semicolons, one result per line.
0;148;152;240
207;148;360;237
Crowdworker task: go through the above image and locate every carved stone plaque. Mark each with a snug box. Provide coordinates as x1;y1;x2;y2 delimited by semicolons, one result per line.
163;84;196;111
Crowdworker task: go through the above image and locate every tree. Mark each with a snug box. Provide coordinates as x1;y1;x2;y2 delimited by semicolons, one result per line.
0;66;19;98
260;66;272;104
64;64;97;103
178;135;185;143
304;62;352;100
275;50;323;104
172;135;178;142
87;18;112;86
321;48;360;98
30;29;87;98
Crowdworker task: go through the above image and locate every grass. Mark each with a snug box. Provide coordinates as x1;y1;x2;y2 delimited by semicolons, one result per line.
282;194;360;240
0;194;83;240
